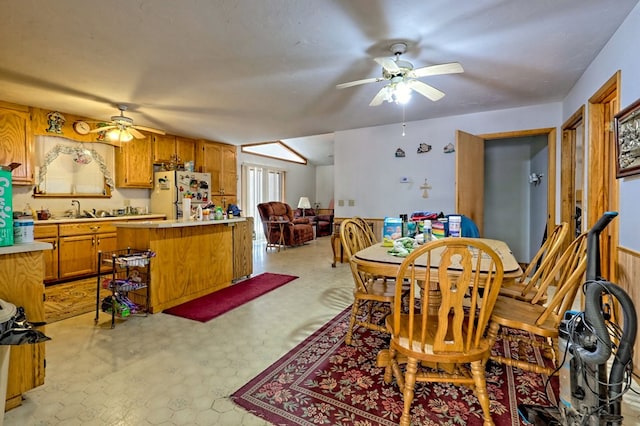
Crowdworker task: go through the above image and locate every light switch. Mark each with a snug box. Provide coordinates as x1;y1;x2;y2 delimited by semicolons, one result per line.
348;200;355;206
338;200;344;206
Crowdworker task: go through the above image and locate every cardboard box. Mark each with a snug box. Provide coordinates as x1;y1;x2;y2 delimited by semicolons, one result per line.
0;167;13;246
383;217;403;241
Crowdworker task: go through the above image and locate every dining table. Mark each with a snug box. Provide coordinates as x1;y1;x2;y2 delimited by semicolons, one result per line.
351;238;524;369
352;237;523;285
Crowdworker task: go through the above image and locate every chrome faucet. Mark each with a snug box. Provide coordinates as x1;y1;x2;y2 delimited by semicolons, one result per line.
71;199;81;217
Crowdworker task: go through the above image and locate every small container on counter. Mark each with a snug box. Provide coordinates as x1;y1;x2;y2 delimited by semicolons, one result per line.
14;217;34;243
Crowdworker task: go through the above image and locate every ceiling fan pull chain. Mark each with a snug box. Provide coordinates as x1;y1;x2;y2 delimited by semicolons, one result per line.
402;105;407;136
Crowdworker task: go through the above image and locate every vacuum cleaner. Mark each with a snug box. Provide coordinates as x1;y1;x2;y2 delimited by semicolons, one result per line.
519;212;637;426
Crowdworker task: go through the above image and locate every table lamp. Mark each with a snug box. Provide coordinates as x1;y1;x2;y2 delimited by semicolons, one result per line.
297;197;311;217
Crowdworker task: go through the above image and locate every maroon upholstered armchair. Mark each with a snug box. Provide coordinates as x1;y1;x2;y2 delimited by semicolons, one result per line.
294;208;334;237
258;202;315;247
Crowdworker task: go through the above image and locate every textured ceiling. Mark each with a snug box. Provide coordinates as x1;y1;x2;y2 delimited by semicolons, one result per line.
1;0;637;165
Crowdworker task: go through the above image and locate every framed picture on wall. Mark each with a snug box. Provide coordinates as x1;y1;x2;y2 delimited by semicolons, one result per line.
614;97;640;178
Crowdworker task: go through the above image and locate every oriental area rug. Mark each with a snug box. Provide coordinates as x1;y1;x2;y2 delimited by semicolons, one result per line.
163;272;298;322
231;306;559;426
45;277;97;323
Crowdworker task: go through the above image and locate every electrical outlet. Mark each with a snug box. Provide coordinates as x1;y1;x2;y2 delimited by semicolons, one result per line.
348;199;355;207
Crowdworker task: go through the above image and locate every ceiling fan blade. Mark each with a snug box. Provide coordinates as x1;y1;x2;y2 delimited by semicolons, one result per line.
128;127;145;139
336;77;384;89
408;80;445;101
132;125;166;135
369;86;389;106
409;62;464;78
88;125;116;133
374;57;400;73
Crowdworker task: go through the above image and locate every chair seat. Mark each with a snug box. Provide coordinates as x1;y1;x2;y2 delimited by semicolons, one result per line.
359;279;397;300
499;282;547;304
387;314;490;362
491;296;558;338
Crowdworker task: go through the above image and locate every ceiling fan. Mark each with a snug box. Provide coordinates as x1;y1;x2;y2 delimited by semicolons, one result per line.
336;42;464;106
89;104;165;141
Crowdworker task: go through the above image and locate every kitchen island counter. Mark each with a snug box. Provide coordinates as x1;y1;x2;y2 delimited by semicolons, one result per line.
115;217;252;313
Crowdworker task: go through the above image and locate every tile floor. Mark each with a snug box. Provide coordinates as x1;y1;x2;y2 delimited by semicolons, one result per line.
5;237;640;425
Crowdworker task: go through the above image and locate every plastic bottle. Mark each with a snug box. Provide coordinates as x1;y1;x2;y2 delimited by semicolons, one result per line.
196;205;203;221
215;206;224;220
449;215;462;237
423;220;432;242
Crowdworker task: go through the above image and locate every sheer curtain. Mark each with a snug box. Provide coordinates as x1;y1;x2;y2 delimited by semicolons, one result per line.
241;163;286;241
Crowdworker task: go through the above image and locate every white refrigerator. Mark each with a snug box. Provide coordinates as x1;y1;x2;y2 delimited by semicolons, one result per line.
150;171;211;220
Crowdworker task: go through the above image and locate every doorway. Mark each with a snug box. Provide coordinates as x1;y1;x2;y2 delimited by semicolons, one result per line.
561;106;586;241
484;136;548;262
587;71;620;281
456;128;557;263
241;163;286;241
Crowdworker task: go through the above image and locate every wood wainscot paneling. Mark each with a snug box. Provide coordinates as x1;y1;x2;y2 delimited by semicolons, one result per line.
617;245;640;379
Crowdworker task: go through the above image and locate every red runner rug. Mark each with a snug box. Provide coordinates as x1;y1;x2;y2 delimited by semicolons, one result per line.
232;306;559;425
163;272;298;322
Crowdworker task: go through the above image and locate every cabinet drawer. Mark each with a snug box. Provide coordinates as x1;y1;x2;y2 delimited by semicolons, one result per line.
34;224;58;238
59;221;117;236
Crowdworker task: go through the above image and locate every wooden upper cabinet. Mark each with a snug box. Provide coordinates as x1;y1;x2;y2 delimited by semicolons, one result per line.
220;144;237;196
152;134;176;164
115;135;153;188
0;103;33;184
195;140;237;197
153;134;196;165
176;136;196;165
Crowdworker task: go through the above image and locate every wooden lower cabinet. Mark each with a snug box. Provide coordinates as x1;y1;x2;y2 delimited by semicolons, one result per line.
36;218;160;283
233;217;253;280
58;232;117;279
34;224;59;282
0;249;47;411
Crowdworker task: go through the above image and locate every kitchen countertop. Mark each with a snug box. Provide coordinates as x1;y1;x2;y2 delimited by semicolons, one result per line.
33;214;166;224
113;217;247;228
0;241;53;256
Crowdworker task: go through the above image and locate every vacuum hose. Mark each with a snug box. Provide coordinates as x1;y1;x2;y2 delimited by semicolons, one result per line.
575;280;637;419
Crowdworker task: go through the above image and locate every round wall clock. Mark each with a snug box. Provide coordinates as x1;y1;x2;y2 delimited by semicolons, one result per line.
73;121;91;135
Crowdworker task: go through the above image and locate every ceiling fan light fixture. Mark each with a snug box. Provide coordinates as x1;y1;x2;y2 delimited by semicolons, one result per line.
393;81;412;104
108;127;133;142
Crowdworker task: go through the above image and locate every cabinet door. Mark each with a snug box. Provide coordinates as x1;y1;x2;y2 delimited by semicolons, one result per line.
221;144;237;196
197;141;223;193
176;136;196;164
37;237;59;282
152;134;177;164
115;135;153;188
96;232;118;273
0;106;32;184
233;218;253;280
59;234;96;279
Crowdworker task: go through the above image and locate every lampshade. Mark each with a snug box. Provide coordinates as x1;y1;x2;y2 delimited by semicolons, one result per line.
297;197;311;209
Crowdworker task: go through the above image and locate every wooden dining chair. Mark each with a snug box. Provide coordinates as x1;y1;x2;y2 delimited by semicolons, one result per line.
487;232;587;376
352;216;378;244
384;238;505;426
341;218;404;345
499;222;569;304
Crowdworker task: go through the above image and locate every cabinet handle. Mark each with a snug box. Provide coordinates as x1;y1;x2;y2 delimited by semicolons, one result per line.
92;237;95;246
97;237;101;245
52;241;57;250
90;226;101;231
